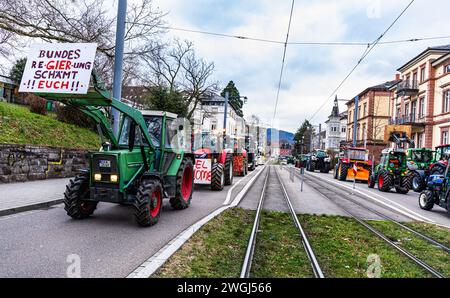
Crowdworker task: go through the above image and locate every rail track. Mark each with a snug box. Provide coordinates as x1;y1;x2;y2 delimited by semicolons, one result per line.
240;166;324;278
298;169;449;278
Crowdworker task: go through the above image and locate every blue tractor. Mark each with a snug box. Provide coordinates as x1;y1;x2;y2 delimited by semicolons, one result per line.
418;160;450;217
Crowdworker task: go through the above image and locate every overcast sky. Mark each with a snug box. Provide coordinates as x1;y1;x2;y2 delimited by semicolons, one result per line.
150;0;450;132
3;0;449;133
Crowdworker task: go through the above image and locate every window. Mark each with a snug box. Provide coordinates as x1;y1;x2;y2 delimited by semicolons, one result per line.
363;103;367;117
362;124;366;141
411;101;417;119
442;131;449;145
342;127;346;133
358;106;361;119
420;67;426;82
445;64;450;74
419;97;425;118
444;90;450;113
413;72;418;86
349;111;352;123
418;133;423;148
405;103;410;117
212;107;219;114
211;120;217;131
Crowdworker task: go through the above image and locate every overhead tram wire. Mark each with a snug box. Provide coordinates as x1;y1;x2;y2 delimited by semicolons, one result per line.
271;0;295;127
127;22;450;47
308;0;416;122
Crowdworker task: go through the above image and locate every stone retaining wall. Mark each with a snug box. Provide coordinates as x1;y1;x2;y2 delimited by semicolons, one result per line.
0;144;88;183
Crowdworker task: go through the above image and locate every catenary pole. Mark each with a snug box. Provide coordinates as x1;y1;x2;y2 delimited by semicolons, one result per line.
112;0;127;135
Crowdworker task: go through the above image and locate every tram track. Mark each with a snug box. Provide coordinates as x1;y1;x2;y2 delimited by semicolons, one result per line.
299;171;449;278
240;166;324;278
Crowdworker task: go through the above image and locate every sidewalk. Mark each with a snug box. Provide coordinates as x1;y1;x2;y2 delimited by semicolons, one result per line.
0;178;71;216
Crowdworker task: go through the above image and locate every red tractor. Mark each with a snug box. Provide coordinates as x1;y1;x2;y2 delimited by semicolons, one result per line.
231;136;248;177
430;144;450;175
193;133;234;191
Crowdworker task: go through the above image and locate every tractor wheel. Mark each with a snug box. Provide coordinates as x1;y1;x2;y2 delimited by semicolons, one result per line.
211;163;225;191
308;162;316;172
368;174;376;189
338;164;348;181
334;165;339;179
134;180;163;227
412;171;425;193
446;194;450;217
395;173;411;194
224;154;234;186
170;157;194;210
64;174;98;220
377;170;392;192
431;164;446;176
419;190;435;211
249;159;256;171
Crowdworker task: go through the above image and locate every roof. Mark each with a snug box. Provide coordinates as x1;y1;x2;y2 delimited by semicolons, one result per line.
397;45;450;72
432;52;450;67
141;110;178;119
346;80;400;106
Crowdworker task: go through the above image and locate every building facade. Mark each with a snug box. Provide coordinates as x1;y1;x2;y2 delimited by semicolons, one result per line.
389;45;450;149
346;80;399;161
325;96;347;153
0;75;18;103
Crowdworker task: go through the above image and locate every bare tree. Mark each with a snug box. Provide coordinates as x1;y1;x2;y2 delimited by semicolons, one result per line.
182;51;218;121
0;0;165;84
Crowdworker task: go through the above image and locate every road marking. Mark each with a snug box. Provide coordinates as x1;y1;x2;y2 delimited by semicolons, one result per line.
305;172;435;223
223;168;258;205
127;165;267;278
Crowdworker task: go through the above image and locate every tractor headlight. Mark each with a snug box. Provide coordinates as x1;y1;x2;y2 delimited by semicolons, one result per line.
325;158;331;162
110;174;119;183
94;173;102;181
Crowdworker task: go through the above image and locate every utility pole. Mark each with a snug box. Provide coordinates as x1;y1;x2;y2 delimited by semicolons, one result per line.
112;0;127;135
223;91;229;149
318;123;322;150
353;95;359;147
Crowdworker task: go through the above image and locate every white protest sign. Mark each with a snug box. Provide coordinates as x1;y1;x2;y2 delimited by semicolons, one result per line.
19;43;97;94
194;159;212;185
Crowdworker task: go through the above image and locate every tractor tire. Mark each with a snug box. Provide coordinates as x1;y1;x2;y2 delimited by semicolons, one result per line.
412;171;425;193
419;190;435;211
170;157;194;210
134;179;163;227
308;162;316;172
446;194;450;217
395;173;411;194
377;170;392;192
338;164;348;181
64;174;98;220
334;165;339;179
431;164;446;176
249;159;256;171
211;163;225;191
368;174;376;189
224;154;234;186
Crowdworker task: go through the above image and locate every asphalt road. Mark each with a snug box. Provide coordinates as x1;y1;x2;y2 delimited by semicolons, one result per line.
0;170;261;278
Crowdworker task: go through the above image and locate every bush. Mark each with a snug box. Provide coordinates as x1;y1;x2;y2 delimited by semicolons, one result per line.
28;94;47;115
55;103;95;130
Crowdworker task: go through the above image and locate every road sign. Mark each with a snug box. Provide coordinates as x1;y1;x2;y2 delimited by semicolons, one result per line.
19;43;97;94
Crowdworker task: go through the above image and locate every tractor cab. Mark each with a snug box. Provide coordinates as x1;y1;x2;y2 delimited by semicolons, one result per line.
380;149;407;172
429;145;450;175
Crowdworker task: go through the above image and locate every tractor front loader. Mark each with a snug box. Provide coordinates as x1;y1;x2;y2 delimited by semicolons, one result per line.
36;73;194;227
368;128;414;194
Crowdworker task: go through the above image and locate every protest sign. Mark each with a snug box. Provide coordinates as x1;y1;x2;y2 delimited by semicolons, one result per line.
19;43;97;94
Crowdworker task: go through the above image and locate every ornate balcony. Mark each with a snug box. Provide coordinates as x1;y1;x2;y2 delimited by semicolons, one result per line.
389;114;425;126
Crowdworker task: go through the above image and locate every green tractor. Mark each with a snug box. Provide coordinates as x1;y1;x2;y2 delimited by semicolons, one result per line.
368;148;412;194
36;74;194;227
306;150;331;173
406;148;435;192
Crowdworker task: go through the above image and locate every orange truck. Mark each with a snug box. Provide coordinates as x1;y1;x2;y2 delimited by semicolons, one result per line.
334;147;372;182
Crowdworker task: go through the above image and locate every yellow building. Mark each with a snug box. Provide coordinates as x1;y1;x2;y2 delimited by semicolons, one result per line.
346;80;399;161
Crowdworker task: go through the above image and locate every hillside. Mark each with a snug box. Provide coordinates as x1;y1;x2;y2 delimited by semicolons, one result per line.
0;102;100;149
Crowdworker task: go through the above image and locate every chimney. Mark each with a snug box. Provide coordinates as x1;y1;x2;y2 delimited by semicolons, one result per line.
395;73;401;81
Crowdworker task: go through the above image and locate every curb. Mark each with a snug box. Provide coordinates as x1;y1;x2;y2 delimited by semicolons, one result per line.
127;165;267;278
0;199;64;217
